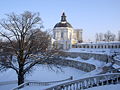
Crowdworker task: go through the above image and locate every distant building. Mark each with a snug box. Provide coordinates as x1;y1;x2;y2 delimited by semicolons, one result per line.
53;12;83;50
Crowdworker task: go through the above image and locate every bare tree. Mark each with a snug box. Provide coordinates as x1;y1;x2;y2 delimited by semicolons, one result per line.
104;30;116;42
0;11;63;85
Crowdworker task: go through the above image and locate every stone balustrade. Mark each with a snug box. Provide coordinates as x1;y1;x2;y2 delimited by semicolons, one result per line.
74;42;120;49
12;77;72;90
46;73;120;90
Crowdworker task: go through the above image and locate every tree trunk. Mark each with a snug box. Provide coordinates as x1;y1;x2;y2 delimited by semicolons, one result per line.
18;64;24;85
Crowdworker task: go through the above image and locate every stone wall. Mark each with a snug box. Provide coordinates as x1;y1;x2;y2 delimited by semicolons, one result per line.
65;52;120;66
52;59;96;72
65;52;109;62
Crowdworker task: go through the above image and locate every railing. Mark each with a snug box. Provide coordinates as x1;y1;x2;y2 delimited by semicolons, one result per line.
12;76;73;90
46;73;120;90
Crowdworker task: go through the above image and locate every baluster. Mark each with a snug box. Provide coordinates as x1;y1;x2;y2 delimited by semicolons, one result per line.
90;78;93;88
89;78;92;88
101;80;104;86
73;83;76;90
79;82;82;89
69;84;72;90
86;80;89;88
76;82;79;90
111;78;114;84
96;77;99;86
65;85;68;90
106;77;109;85
116;76;119;83
92;78;96;87
85;80;88;88
60;85;64;90
82;81;85;89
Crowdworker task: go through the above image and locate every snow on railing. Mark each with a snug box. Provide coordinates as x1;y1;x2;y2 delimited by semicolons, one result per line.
45;73;120;90
12;76;73;90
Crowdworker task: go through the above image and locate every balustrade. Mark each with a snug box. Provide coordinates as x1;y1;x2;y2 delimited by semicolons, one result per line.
46;73;120;90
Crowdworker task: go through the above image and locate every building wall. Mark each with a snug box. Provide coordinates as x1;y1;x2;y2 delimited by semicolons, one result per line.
53;27;83;50
53;27;73;49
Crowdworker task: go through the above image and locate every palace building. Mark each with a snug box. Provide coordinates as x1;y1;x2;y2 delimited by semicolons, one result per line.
53;12;83;50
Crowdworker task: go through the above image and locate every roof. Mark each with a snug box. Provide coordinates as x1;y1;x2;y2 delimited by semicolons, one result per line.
54;12;73;28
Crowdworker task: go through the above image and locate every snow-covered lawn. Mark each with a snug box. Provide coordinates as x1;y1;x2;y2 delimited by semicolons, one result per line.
0;65;86;90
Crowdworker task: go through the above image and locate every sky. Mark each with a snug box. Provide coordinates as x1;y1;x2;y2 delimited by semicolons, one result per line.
0;0;120;41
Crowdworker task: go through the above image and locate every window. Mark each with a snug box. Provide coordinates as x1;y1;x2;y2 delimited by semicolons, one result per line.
69;33;72;40
61;32;64;38
54;32;56;39
60;44;64;49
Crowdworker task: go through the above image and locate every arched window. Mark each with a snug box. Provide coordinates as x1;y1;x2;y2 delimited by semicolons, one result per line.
83;45;85;48
105;45;106;48
91;45;93;48
112;45;114;48
95;46;96;48
87;45;89;48
98;45;100;48
101;45;103;48
79;46;81;48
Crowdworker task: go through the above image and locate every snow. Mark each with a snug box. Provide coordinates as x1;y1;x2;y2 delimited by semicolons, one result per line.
0;65;86;90
114;55;120;61
0;69;17;82
85;84;120;90
1;47;120;90
113;64;120;69
20;85;47;90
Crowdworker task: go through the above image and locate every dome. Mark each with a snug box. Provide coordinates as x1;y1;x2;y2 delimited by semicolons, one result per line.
54;12;73;28
54;22;72;28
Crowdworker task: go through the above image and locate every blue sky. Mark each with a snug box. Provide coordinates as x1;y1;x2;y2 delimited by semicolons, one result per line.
0;0;120;41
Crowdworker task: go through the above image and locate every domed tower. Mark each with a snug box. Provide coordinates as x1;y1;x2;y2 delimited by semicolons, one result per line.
53;12;74;50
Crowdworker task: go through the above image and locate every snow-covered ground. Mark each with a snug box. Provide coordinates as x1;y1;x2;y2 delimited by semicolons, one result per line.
1;48;120;90
0;65;86;90
67;48;120;55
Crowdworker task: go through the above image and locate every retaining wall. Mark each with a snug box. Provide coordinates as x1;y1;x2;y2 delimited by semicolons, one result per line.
52;59;96;72
65;52;120;66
